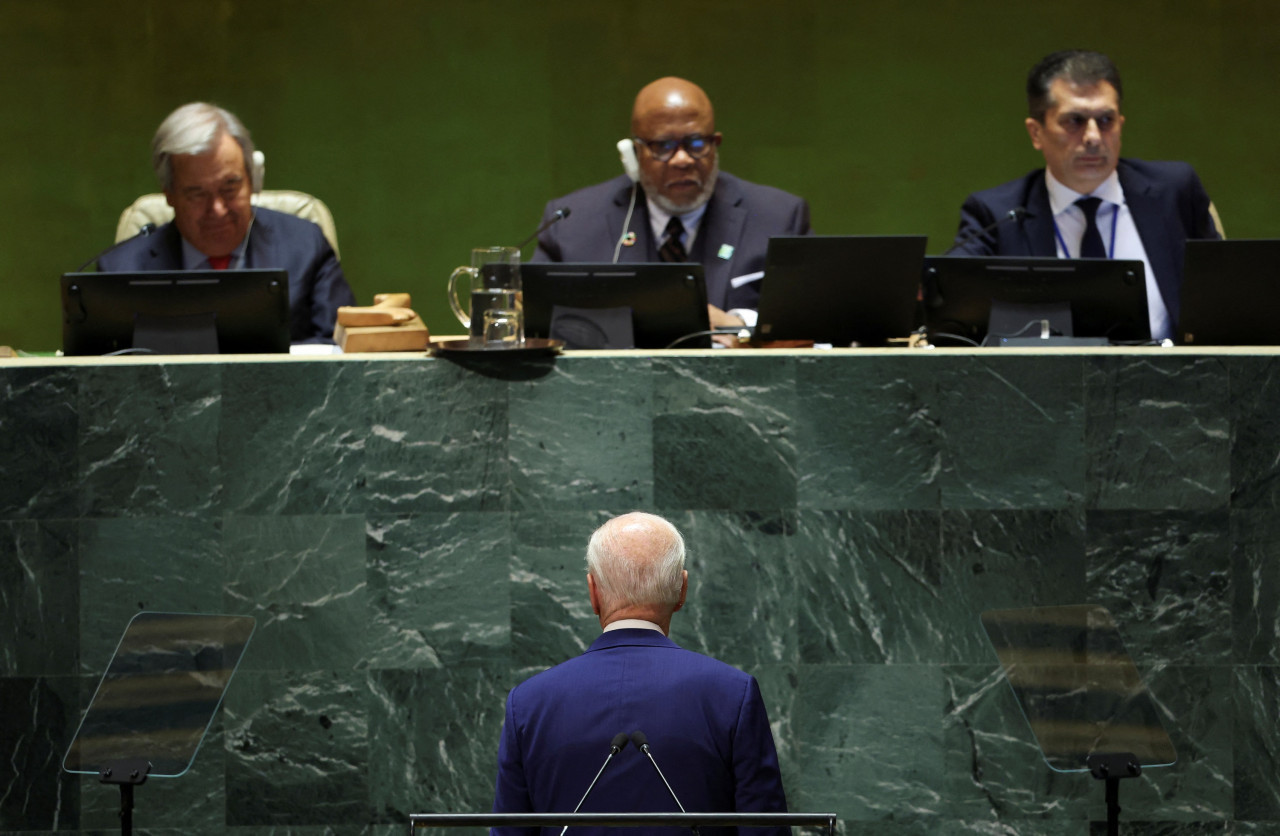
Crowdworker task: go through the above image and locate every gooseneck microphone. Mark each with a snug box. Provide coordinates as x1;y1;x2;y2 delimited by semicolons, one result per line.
946;207;1030;254
558;732;630;836
629;730;690;815
518;207;572;250
74;223;158;272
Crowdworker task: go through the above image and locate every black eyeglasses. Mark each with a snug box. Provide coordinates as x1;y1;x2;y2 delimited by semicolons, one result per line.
632;134;718;162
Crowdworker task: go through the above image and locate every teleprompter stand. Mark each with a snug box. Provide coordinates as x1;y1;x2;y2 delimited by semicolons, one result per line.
62;612;255;836
982;605;1175;836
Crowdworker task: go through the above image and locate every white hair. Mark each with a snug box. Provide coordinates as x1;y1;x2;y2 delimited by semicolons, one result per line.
152;102;258;192
586;512;686;608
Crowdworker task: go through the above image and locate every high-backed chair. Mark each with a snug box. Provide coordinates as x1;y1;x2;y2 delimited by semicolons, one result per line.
114;189;342;259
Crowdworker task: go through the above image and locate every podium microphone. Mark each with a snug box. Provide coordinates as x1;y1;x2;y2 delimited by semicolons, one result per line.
630;730;692;822
518;207;571;250
74;223;158;273
946;207;1030;254
559;731;630;836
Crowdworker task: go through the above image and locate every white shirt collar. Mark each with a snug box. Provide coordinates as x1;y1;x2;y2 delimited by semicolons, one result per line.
646;198;709;251
1044;168;1125;216
603;618;665;633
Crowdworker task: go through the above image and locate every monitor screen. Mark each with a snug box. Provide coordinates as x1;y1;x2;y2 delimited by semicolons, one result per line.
757;235;927;347
61;269;291;356
922;256;1149;346
522;262;710;349
1179;239;1280;346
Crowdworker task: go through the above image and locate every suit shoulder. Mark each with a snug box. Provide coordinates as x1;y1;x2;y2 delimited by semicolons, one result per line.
97;222;179;271
964;169;1042;207
1118;157;1205;187
718;171;806;208
548;175;635;211
254;206;328;239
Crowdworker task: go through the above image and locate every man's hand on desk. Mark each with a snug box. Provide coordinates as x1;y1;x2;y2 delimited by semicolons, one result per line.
708;305;746;347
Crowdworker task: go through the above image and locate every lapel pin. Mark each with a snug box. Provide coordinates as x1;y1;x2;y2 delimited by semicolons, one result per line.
622;231;637;247
717;244;735;260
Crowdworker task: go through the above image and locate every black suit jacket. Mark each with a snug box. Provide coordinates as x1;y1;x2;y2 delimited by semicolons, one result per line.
98;207;355;343
532;172;811;311
950;158;1219;327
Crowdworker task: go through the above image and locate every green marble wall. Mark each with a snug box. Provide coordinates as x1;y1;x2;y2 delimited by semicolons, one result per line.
2;350;1279;836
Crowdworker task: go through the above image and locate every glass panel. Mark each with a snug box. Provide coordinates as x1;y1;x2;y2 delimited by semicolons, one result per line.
63;612;255;777
981;604;1175;773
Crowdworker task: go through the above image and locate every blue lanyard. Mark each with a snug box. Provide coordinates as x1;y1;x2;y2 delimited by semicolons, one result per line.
1053;202;1120;257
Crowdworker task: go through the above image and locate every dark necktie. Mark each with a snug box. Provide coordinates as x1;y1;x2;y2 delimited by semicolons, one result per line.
1075;197;1106;258
658;216;688;263
208;254;232;270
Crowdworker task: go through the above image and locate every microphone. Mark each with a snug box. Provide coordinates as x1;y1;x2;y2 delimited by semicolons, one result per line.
518;207;571;250
558;732;630;836
947;207;1030;254
630;730;690;815
74;223;157;272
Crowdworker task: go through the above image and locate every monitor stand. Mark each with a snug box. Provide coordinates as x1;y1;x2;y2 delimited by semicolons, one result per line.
63;612;256;836
981;605;1176;836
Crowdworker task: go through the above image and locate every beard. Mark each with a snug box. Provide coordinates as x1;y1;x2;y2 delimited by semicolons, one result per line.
642;156;720;216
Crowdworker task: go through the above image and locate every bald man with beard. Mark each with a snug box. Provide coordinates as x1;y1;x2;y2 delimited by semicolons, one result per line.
532;77;811;331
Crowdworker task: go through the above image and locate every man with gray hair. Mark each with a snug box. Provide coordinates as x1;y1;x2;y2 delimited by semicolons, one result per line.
492;511;788;836
99;102;354;343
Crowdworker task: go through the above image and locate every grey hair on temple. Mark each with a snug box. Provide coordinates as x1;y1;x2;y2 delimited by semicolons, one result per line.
151;102;257;192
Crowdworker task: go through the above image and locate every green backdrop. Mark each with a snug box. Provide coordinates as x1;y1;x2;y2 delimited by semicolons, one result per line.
2;0;1276;351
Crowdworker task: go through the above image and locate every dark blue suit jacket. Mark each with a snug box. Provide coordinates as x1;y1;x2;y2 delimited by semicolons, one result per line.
492;629;787;836
98;207;355;343
950;158;1219;328
532;173;811;311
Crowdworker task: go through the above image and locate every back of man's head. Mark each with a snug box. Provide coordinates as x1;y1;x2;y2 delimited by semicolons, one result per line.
586;512;686;609
152;102;256;192
1026;50;1123;122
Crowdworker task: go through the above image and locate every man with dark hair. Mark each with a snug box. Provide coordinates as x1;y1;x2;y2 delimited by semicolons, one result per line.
99;102;355;344
532;77;811;332
491;512;788;836
950;50;1219;341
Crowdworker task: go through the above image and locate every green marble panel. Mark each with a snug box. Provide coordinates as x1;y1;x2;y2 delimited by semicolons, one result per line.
670;510;797;669
78;517;224;673
794;355;941;510
509;357;654;512
366;666;508;827
794;509;943;664
362;360;510;514
364;512;511;669
1085;510;1231;666
0;367;79;519
1085;356;1230;510
1234;666;1280;821
223;515;367;672
219;362;370;515
792;664;942;823
510;510;607;674
1;520;78;676
940;509;1088;664
942;664;1090;820
76;719;225;831
223;670;369;827
1116;666;1232;822
77;364;221;518
1228;357;1280;511
936;355;1085;509
1233;510;1280;664
653;356;797;511
0;675;81;831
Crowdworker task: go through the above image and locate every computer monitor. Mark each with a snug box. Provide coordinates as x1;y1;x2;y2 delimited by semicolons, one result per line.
922;256;1149;346
61;269;291;356
1179;239;1280;345
522;262;710;349
756;235;928;347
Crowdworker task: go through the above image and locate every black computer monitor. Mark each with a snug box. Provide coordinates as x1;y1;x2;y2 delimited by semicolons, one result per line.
756;235;928;346
1179;239;1280;345
922;256;1149;346
522;262;710;349
61;269;291;356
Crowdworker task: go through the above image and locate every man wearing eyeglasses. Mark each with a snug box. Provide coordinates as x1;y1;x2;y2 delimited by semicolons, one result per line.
531;77;811;332
949;50;1219;341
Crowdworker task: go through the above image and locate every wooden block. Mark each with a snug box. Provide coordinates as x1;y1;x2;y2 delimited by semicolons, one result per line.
335;315;431;353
